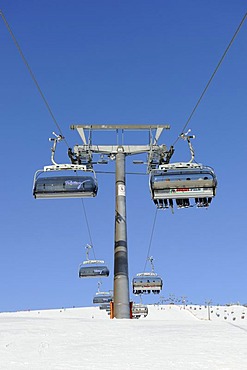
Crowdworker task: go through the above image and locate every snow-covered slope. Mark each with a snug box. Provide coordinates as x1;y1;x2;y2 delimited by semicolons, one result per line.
0;305;246;370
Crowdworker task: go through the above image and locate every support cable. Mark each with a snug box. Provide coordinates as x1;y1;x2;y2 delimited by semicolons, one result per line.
0;10;96;254
0;9;69;147
143;208;158;272
80;199;96;260
172;12;247;147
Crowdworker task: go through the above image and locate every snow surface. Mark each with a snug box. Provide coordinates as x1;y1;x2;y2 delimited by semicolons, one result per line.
0;304;247;370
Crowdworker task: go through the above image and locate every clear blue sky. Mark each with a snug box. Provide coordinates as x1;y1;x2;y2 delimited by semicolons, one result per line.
0;1;246;311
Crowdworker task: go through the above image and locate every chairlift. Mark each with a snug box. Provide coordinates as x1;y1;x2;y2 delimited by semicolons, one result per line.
79;261;109;278
132;257;163;295
132;303;148;318
149;132;217;210
33;133;98;199
99;303;111;311
78;245;109;278
150;162;217;209
93;292;113;304
93;282;113;304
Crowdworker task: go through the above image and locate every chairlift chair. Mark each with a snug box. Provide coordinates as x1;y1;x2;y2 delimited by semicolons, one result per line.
78;245;109;278
99;303;111;311
132;272;163;295
79;260;109;278
33;168;98;199
150;162;217;209
132;257;163;295
132;303;148;318
33;133;98;199
149;132;217;210
93;291;113;304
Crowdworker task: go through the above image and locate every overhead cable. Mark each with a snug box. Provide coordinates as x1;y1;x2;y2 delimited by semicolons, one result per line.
80;199;96;259
143;208;158;272
0;10;69;147
172;12;247;147
1;10;97;252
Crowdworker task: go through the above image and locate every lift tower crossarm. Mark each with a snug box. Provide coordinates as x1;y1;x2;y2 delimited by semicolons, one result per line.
74;145;154;155
70;124;170;146
71;124;170;130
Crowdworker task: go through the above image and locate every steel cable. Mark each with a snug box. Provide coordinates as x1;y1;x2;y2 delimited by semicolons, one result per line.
143;208;158;272
172;12;247;147
0;10;96;256
0;10;69;147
